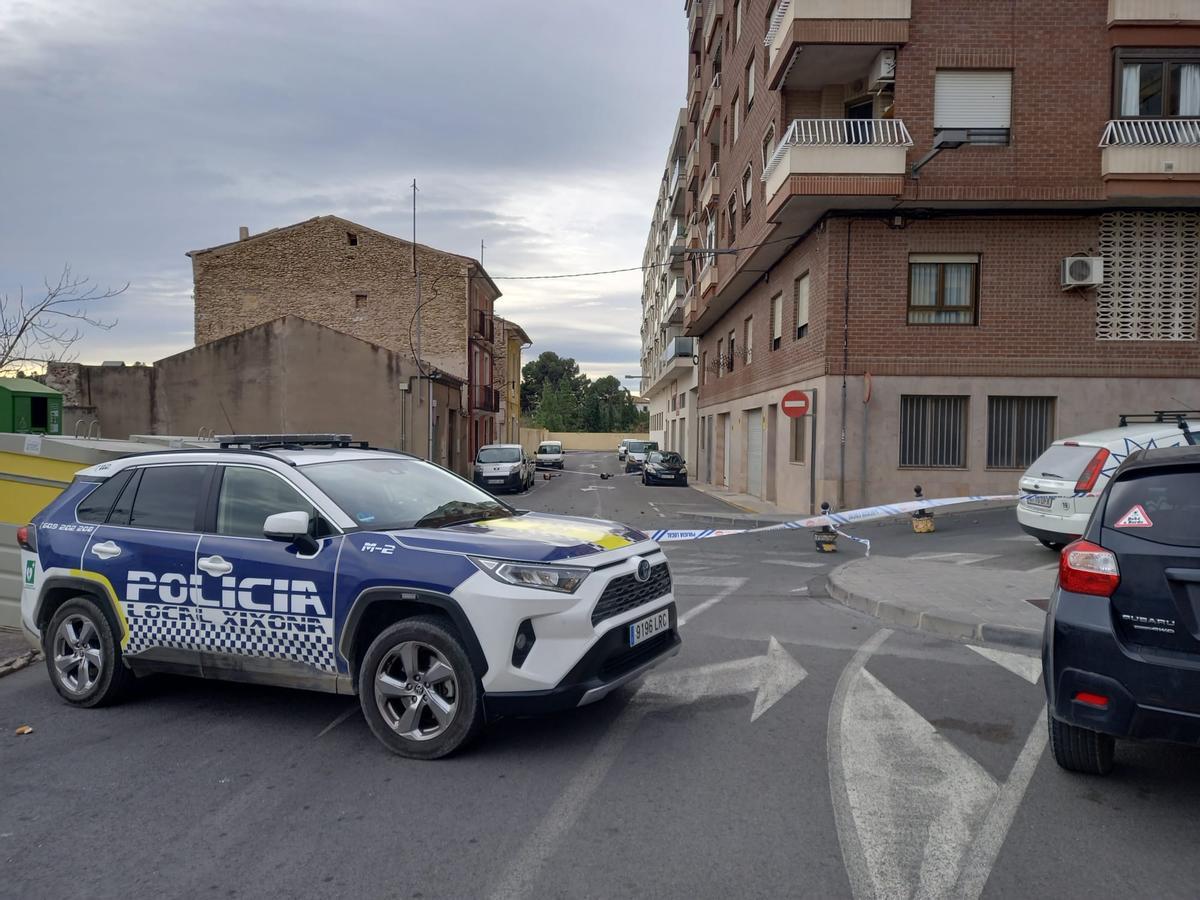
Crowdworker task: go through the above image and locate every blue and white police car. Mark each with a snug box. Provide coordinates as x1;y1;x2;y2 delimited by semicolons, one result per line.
17;434;679;759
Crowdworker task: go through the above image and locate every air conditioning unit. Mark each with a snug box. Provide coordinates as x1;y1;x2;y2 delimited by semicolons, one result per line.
1061;256;1105;289
868;50;896;91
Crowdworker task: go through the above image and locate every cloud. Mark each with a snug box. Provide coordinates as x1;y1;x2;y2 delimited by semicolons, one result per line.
0;1;683;382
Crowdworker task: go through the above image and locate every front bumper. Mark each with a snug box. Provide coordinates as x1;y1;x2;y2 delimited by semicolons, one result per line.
1046;588;1200;744
474;471;523;491
484;603;680;718
645;470;687;485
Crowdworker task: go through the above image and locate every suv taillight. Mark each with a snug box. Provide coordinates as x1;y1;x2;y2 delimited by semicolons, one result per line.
1059;539;1120;597
1074;448;1111;494
16;524;36;552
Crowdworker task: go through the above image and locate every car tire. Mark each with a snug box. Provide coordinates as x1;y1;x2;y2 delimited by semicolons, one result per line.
359;615;485;760
1047;710;1115;775
44;595;135;708
1038;539;1065;551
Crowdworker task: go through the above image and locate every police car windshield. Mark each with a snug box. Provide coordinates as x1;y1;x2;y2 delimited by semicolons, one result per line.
477;447;521;463
302;458;511;530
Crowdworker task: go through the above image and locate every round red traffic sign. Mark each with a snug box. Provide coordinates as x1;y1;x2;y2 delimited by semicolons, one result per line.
782;389;810;418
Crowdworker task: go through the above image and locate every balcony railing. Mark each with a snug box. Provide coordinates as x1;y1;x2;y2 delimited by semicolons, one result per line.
475;387;500;413
660;336;696;366
1100;119;1200;146
701;72;722;132
762;118;913;190
699;162;720;209
767;0;912;70
704;0;723;50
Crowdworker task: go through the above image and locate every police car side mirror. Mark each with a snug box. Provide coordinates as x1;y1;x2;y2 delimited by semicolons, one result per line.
264;511;318;554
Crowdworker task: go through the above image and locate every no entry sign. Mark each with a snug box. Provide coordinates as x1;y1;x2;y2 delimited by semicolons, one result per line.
782;389;811;418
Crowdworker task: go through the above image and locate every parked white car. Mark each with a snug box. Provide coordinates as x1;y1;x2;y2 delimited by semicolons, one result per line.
1017;416;1198;548
535;440;564;469
617;441;628;461
622;440;659;473
473;444;534;493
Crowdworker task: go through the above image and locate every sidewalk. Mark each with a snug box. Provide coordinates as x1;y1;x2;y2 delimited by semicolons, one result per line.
828;556;1051;651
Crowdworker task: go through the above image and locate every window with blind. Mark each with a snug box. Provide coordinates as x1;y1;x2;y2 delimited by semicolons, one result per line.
986;396;1056;469
716;339;724;378
770;293;783;350
1116;51;1200;117
899;395;968;468
727;329;736;372
794;272;810;339
746;54;755;110
762;123;775;169
743;316;753;366
934;70;1012;144
908;255;979;325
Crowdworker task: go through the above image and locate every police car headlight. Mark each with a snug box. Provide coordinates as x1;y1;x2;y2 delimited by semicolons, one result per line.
471;558;589;594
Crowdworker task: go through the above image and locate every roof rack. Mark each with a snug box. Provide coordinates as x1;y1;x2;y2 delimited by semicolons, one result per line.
1117;410;1200;427
216;433;370;450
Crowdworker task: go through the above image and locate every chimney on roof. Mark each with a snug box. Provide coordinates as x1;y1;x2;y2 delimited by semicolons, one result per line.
238;226;249;241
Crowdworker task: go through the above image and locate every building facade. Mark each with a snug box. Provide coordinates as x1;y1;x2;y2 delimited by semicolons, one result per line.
495;316;532;443
667;0;1200;512
640;109;701;463
188;215;510;458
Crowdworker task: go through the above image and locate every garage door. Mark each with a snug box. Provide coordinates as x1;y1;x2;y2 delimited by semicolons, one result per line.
747;408;763;498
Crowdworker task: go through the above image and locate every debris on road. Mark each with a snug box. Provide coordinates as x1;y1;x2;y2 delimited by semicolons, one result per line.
14;725;33;736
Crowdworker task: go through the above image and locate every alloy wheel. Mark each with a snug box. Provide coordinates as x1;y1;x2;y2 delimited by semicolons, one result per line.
52;614;103;695
374;641;459;741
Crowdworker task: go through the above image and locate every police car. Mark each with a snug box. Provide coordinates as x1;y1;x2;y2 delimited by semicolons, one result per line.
17;434;679;759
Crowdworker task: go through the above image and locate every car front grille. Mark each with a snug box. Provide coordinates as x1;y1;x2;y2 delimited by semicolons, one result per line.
591;562;671;626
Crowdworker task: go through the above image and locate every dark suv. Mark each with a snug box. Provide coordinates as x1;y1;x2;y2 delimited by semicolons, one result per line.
1044;445;1200;775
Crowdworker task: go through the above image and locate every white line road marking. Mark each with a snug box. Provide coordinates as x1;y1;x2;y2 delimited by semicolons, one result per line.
763;559;826;569
952;705;1049;898
315;704;359;739
912;552;1002;566
1026;562;1059;573
968;645;1042;684
487;578;745;900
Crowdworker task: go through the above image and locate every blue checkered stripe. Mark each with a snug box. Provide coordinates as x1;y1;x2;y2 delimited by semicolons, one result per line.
123;602;336;672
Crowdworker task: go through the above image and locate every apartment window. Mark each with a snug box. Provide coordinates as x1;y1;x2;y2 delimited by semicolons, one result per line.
900;395;968;468
701;351;708;385
770;293;783;350
908;255;979;325
347;232;359;246
680;392;687;408
716;339;724;377
745;55;755;110
934;70;1012;144
727;195;738;244
794;272;810;339
743;316;753;366
353;292;368;307
790;416;806;464
987;396;1056;469
741;165;753;223
732;92;741;142
727;329;736;372
761;122;776;170
1117;51;1200;117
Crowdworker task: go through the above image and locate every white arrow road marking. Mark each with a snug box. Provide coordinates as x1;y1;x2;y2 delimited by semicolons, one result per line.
488;578;746;900
579;485;615;492
968;645;1042;685
830;629;1049;900
640;637;807;722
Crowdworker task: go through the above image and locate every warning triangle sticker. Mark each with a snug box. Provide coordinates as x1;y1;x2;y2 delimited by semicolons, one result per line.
1114;504;1153;528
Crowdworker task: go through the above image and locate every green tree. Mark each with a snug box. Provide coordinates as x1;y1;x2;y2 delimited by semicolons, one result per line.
521;351;587;415
535;378;581;432
580;376;638;433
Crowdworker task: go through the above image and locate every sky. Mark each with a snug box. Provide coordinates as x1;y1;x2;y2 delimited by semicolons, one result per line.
0;0;686;382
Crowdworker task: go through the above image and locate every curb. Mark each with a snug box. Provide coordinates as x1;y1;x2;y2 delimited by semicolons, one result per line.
827;566;1042;652
0;649;42;679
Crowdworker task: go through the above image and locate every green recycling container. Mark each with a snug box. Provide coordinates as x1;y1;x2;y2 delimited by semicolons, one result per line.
0;378;63;434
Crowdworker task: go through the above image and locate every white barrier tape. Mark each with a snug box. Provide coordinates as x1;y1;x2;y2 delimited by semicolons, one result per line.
835;529;871;556
652;493;1017;543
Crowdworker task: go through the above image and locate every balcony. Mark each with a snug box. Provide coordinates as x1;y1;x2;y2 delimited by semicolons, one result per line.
471;310;495;344
688;0;703;51
475;387;500;413
703;0;723;52
689;66;702;122
699;259;719;297
1100;119;1200;196
701;72;722;137
699;162;720;210
1108;0;1200;23
762;118;913;203
686;135;700;188
644;336;697;396
668;160;685;214
766;0;910;91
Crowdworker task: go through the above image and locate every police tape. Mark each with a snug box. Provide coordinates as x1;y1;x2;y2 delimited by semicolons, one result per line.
649;493;1017;543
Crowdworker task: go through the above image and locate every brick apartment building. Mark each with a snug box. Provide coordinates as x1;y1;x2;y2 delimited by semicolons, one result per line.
188;215;509;457
644;0;1200;512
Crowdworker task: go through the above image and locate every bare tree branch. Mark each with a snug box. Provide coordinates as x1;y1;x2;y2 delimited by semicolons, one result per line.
0;265;126;372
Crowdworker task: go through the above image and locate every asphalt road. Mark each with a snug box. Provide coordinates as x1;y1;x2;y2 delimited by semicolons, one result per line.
3;451;1199;899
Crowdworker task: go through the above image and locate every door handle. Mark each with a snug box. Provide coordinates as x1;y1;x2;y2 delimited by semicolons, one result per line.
198;555;233;577
90;541;121;560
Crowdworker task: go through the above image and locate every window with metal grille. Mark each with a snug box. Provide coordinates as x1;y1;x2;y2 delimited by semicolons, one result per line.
790;416;806;463
986;396;1055;469
899;395;968;468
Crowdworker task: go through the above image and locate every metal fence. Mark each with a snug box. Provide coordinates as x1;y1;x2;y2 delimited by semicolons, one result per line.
1100;118;1200;146
899;395;968;468
986;396;1055;469
763;118;913;183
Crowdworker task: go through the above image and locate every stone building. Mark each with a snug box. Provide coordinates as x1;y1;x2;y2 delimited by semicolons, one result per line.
494;317;532;443
653;0;1200;512
188;215;509;457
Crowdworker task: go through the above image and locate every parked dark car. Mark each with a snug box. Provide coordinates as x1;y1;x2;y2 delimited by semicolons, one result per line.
1044;445;1200;775
642;451;688;486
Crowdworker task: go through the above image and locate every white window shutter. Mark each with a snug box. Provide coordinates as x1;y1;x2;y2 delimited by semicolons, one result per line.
934;70;1012;129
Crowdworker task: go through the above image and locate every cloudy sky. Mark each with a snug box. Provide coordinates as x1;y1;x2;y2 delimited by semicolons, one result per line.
0;0;685;381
